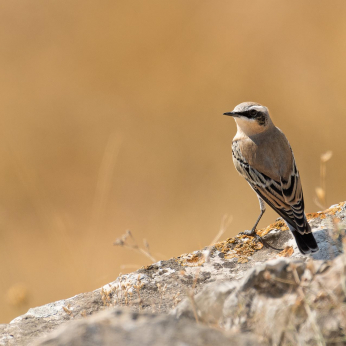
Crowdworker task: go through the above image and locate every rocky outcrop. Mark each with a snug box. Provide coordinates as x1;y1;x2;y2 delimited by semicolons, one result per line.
1;202;345;346
31;309;261;346
174;256;346;345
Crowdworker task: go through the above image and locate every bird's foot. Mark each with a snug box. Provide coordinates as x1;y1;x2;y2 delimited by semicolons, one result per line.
239;229;283;252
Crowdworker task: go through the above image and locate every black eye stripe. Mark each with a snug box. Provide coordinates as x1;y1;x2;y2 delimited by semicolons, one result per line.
238;109;266;126
239;110;259;118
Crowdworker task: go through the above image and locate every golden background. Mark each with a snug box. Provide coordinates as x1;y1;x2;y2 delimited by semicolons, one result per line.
1;1;345;322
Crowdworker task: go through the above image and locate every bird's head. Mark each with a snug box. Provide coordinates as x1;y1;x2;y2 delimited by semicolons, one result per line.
224;102;272;136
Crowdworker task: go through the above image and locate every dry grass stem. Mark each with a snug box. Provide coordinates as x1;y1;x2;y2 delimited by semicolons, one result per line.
314;150;332;209
90;134;122;235
291;266;326;346
114;230;156;262
187;289;200;324
134;275;144;310
62;304;73;316
172;292;181;309
156;283;167;310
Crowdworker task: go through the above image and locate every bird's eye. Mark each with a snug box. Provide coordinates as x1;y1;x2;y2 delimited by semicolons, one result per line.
250;109;257;116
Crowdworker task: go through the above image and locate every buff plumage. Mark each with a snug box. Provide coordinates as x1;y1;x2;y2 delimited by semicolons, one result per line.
224;102;318;254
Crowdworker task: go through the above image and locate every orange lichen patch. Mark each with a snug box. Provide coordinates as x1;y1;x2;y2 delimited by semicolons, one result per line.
214;235;263;263
214;241;229;253
175;252;205;267
226;237;236;244
325;201;346;215
224;237;262;262
213;237;237;253
306;212;326;220
278;246;294;257
253;242;264;250
257;219;288;237
307;202;346;220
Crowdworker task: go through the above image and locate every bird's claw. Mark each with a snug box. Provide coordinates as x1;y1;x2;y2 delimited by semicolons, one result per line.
239;229;257;237
238;229;283;252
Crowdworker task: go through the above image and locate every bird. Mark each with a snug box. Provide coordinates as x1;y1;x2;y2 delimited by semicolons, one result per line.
224;102;319;254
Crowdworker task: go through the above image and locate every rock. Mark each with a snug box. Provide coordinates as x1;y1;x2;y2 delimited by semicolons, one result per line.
173;254;346;345
31;308;262;346
0;202;345;346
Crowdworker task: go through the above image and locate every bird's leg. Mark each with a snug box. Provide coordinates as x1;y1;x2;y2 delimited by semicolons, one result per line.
239;196;283;251
239;196;266;237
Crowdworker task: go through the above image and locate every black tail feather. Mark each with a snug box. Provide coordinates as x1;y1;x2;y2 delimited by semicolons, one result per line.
287;222;319;254
250;188;319;254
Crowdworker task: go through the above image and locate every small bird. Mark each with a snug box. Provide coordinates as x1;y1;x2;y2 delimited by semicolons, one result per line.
224;102;319;254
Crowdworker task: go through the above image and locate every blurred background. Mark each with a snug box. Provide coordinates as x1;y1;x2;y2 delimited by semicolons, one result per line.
1;0;346;322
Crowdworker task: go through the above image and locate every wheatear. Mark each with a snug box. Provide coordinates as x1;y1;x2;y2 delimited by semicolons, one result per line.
224;102;319;254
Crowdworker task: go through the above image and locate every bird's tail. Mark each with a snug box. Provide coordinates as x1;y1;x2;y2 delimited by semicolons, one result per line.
287;221;319;254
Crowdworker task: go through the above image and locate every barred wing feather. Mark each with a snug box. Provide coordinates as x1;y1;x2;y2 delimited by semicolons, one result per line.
232;143;310;235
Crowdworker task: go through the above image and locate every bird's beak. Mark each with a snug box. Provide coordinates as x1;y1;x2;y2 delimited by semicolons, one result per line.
223;111;239;117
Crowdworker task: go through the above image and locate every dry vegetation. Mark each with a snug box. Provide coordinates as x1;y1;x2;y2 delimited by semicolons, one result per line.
114;230;156;263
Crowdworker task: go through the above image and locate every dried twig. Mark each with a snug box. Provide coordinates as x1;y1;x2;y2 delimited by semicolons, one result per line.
114;230;156;262
291;265;326;346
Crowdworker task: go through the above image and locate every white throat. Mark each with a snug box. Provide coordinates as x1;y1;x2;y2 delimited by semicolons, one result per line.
234;117;271;137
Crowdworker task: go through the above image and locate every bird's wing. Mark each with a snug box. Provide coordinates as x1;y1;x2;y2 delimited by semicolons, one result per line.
232;142;309;235
279;157;308;234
